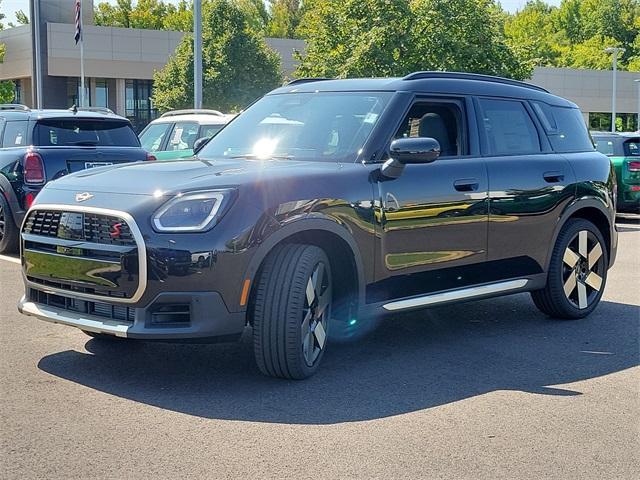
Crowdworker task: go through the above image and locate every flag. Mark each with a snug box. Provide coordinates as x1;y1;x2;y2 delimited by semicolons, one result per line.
74;0;82;44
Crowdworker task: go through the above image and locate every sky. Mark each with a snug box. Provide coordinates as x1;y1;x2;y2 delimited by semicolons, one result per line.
1;0;564;27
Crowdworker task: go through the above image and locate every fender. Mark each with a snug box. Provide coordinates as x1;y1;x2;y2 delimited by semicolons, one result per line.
543;196;616;272
0;174;24;227
242;216;367;309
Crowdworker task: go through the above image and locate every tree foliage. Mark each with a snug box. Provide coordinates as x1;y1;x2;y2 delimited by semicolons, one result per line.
296;0;531;80
94;0;192;30
267;0;303;38
0;2;16;103
505;0;640;71
152;0;282;112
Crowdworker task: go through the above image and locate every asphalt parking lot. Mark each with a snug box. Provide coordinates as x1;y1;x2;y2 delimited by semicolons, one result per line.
0;217;638;479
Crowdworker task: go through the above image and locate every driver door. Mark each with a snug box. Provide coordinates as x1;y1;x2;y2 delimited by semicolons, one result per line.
372;98;489;303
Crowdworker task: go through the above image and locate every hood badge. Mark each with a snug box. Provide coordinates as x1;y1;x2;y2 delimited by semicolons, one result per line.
75;192;94;202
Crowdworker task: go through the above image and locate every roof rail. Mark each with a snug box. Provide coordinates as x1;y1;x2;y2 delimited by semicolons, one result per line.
160;109;224;118
68;106;115;115
0;104;30;111
402;71;549;93
286;78;333;86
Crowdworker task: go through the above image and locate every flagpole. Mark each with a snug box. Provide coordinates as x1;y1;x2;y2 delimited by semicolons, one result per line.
79;0;85;107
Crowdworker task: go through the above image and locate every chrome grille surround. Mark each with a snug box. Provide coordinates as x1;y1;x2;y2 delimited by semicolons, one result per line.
21;204;147;304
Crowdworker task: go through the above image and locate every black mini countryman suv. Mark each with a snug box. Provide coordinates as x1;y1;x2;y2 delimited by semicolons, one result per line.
17;72;617;379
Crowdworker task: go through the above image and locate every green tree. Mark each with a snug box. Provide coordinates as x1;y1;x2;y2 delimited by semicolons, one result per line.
505;1;561;67
0;3;16;103
296;0;530;80
152;0;282;112
267;0;302;38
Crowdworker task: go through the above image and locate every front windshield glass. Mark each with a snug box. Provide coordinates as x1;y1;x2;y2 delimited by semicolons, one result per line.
198;92;393;162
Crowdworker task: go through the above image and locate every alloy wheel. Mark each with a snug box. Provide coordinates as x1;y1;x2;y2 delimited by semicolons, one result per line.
301;261;331;367
562;230;605;309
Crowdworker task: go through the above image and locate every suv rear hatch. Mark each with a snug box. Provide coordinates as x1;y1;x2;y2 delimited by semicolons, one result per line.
33;117;147;176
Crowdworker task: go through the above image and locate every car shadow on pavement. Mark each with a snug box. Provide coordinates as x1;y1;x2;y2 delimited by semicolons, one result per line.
38;294;639;425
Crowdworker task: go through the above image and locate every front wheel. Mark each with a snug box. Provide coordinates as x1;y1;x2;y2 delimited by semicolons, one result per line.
531;219;608;319
252;244;332;379
0;193;19;254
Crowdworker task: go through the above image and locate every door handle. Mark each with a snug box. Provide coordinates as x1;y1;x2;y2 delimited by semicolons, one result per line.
454;178;479;192
543;171;565;183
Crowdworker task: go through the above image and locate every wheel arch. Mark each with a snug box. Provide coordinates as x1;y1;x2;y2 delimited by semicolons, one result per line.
545;197;615;272
243;218;366;324
0;174;24;227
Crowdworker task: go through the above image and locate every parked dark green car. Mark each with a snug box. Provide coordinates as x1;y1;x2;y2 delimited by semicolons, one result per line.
593;132;640;213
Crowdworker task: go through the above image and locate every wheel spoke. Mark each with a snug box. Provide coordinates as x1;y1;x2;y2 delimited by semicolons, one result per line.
305;277;315;306
563;247;580;268
301;310;312;336
578;231;588;258
588;242;602;270
577;281;588;309
313;321;327;350
585;271;603;291
312;263;325;299
564;271;577;297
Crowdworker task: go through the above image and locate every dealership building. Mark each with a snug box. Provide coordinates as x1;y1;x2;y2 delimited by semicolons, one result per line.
1;0;639;132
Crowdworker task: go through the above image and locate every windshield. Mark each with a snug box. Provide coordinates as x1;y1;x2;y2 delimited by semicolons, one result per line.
198;92;392;162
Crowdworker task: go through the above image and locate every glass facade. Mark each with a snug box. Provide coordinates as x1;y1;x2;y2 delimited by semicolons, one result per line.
125;79;158;133
94;78;108;108
589;112;638;132
66;78;91;108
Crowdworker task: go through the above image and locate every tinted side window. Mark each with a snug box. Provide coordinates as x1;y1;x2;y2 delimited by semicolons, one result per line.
531;102;593;152
139;122;172;152
34;119;139;147
2;121;29;147
478;99;540;155
394;101;466;157
623;139;640;157
166;122;199;151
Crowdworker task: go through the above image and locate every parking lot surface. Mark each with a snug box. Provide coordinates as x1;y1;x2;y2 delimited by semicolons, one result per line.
1;218;638;479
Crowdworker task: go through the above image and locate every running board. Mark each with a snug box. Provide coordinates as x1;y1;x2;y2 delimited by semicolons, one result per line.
382;279;530;312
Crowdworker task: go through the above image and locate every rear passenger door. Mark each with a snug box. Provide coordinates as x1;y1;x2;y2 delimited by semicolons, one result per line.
477;97;575;277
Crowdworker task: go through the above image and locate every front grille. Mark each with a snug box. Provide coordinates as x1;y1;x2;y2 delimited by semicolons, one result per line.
29;288;135;323
23;210;135;246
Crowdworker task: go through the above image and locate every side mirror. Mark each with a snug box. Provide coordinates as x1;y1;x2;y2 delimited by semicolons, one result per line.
193;137;211;155
381;137;441;179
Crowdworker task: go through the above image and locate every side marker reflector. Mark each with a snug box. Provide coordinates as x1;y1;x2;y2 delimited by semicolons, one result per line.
240;279;251;306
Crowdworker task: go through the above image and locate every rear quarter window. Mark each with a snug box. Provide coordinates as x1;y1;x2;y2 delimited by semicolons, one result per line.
623;139;640;156
34;119;140;147
531;102;593;153
2;120;29;147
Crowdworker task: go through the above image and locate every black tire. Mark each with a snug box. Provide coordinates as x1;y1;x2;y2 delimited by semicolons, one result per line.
0;193;19;254
252;244;332;379
531;219;608;319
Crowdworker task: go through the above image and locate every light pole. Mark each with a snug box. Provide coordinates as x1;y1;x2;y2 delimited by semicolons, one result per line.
605;47;625;133
194;0;202;109
635;79;640;132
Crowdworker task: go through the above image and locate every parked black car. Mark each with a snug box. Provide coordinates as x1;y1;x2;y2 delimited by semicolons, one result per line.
17;73;617;379
0;105;151;253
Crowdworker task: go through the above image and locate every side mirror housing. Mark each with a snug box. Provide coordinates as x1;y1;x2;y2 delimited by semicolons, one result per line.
193;137;211;155
381;137;441;179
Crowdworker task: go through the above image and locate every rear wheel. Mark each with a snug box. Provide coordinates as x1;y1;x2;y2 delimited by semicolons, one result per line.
532;219;608;319
252;244;332;379
0;193;19;254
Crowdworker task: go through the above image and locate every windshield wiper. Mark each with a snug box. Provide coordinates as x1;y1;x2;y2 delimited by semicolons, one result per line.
230;153;293;160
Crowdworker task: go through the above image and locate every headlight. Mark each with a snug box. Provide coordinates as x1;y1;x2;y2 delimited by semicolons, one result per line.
153;190;232;232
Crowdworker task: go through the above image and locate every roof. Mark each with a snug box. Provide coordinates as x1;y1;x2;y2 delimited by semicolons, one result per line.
0;106;128;122
150;113;234;125
270;71;576;108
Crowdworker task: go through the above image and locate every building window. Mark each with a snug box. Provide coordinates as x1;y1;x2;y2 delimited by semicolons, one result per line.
13;80;22;104
589;112;638;132
66;78;91;108
95;78;108;108
125;79;158;133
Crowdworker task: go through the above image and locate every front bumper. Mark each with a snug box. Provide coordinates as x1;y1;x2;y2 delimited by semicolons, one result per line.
18;290;246;341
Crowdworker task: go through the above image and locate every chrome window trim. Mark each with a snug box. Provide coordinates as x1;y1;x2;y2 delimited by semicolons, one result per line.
21;204;147;304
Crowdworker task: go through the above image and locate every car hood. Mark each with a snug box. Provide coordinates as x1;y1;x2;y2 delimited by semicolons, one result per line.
43;158;343;195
